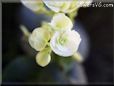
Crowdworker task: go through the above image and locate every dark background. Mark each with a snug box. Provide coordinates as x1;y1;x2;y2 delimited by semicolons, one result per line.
2;3;113;84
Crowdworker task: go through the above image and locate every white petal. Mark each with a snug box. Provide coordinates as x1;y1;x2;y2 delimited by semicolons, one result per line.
43;0;61;12
50;13;73;31
29;28;50;51
43;0;74;13
21;0;42;11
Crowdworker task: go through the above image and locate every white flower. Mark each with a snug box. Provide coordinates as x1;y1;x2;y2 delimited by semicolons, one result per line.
21;0;43;12
50;30;81;57
42;0;93;13
29;27;50;51
50;13;73;31
42;0;72;13
36;47;51;67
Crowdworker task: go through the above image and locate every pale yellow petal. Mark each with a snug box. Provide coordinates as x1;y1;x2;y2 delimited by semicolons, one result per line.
50;13;73;31
29;27;50;51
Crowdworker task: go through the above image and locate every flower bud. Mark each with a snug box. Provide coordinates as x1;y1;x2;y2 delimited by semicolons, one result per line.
50;13;73;31
36;47;51;67
29;27;50;51
72;52;83;63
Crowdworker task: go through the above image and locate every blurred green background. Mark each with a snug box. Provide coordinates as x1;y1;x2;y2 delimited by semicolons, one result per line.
2;2;113;84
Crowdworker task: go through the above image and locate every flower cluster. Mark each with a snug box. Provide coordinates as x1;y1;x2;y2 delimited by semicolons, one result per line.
21;0;92;67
